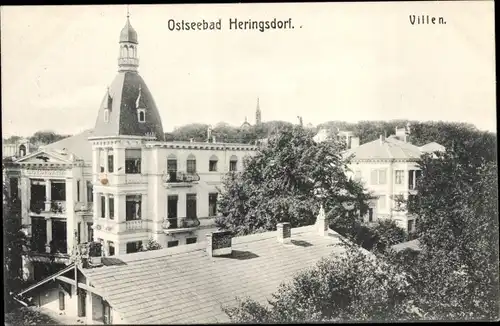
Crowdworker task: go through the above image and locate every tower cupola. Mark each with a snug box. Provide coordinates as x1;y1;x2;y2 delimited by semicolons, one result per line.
118;12;139;72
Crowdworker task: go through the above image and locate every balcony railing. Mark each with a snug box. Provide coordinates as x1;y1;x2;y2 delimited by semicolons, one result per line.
164;171;200;184
163;217;201;230
30;200;66;214
125;219;143;231
74;202;93;213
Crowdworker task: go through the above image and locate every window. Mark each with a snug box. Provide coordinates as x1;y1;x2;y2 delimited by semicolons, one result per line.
104;109;109;123
395;170;404;184
187;155;196;174
126;241;142;254
125;149;141;174
101;196;106;218
408;170;415;189
378;195;386;210
77;180;81;201
103;300;112;325
108;153;114;173
368;208;374;222
77;222;81;244
370;169;387;185
126;195;142;221
87;223;94;242
354;170;362;181
186;194;197;218
167;195;178;220
229;155;238;172
209;155;218;172
108;242;115;256
209;193;218;217
109;196;114;220
87;181;93;203
51;181;66;201
186;237;197;245
408;220;415;233
9;177;19;200
167;158;177;182
137;109;146;123
59;292;65;311
167;240;179;248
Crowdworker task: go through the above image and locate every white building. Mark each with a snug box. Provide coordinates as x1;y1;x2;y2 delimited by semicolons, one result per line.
315;125;445;233
3;15;257;281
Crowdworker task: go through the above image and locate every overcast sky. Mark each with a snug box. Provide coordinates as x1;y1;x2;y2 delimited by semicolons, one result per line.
1;2;496;138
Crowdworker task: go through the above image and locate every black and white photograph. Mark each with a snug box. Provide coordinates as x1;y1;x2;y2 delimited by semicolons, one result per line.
2;2;498;324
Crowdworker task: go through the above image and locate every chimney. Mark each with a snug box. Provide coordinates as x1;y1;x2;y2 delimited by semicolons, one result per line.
206;230;232;257
379;134;385;144
277;222;291;244
316;205;328;236
350;137;360;149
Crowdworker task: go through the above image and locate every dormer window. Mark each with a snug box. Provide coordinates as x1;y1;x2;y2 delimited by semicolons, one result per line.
104;109;110;123
137;109;145;123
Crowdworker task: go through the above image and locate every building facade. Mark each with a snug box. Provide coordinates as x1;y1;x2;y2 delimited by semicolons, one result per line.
3;15;257;281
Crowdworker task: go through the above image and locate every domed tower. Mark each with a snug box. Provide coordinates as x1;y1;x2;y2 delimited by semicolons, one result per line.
92;13;165;140
88;13;165;255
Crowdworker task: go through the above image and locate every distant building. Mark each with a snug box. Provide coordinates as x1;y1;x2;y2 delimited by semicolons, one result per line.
341;124;445;232
3;14;258;281
14;211;360;324
240;97;263;128
2;138;34;158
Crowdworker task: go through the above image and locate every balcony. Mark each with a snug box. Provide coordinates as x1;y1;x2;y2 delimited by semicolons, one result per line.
162;217;201;234
29;200;45;214
75;201;93;214
163;171;200;188
125;219;144;231
30;200;66;216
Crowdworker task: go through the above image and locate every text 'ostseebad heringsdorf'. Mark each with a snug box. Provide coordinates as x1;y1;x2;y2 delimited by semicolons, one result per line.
167;18;299;32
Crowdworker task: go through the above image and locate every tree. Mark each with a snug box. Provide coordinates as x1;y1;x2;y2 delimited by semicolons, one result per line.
29;130;70;145
223;242;417;323
3;181;28;312
215;125;373;236
387;149;499;320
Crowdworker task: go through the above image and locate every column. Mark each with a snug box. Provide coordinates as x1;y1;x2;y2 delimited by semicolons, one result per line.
403;166;409;200
104;194;110;219
104;149;110;174
45;179;52;212
178;192;186;219
117;241;127;255
93;191;99;220
92;148;100;183
115;194;125;223
65;178;75;254
114;146;126;184
20;177;30;227
45;217;52;253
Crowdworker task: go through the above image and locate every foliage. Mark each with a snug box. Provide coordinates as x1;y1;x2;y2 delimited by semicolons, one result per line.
223;242;417;323
393;150;499;321
215;125;373;235
3;181;28;312
29;130;70;145
141;238;162;251
330;213;407;252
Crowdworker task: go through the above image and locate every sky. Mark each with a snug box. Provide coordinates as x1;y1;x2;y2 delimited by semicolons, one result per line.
1;2;496;138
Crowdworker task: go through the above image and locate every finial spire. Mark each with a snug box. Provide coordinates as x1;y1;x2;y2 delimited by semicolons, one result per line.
127;5;130;19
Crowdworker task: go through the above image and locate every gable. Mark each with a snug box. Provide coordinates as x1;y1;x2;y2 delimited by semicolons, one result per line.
16;150;73;165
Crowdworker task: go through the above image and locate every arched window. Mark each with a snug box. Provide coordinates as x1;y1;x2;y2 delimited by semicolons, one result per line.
137;109;145;123
121;45;128;57
229;155;238;172
104;109;110;123
209;155;218;172
128;46;134;58
18;144;26;157
186;154;196;174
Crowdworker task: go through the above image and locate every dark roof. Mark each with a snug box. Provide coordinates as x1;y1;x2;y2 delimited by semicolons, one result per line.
120;17;138;44
93;71;165;140
344;136;423;161
81;226;349;324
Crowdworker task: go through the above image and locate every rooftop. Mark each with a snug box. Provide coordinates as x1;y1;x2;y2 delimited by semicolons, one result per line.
41;129;94;162
344;135;425;161
81;225;349;324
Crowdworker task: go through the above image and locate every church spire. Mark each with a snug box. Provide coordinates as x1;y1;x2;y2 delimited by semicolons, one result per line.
255;97;262;125
118;7;139;72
